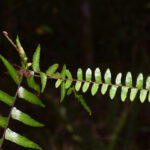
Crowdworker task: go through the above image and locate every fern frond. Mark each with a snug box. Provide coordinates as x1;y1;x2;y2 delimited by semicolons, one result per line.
0;34;45;150
44;67;150;103
29;64;150;103
67;68;150;103
2;32;150;149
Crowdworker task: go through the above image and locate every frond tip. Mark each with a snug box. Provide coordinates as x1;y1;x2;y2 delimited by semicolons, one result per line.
66;67;150;103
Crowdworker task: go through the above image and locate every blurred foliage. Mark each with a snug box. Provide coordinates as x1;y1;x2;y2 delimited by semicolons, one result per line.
0;0;150;149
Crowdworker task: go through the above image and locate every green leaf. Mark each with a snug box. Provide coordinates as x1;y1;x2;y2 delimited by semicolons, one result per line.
74;91;92;115
125;72;132;87
146;76;150;90
40;72;47;93
140;90;147;103
95;68;102;82
0;90;15;106
77;68;83;80
55;73;62;88
46;64;59;76
115;73;122;85
75;68;83;91
121;87;129;102
109;73;122;99
32;44;41;72
109;85;118;100
130;88;138;101
16;36;26;59
82;82;90;93
0;138;2;145
60;65;66;102
104;69;111;84
0;55;21;84
101;84;108;95
5;128;42;150
65;69;73;89
55;79;63;88
136;73;143;89
0;116;8;128
91;83;99;96
148;92;150;102
11;107;44;127
75;82;82;92
51;72;60;78
85;68;92;81
27;71;40;93
20;59;26;69
18;87;45;107
82;68;92;93
67;88;73;96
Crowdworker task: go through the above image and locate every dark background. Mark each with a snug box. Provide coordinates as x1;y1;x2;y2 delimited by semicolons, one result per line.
0;0;150;149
